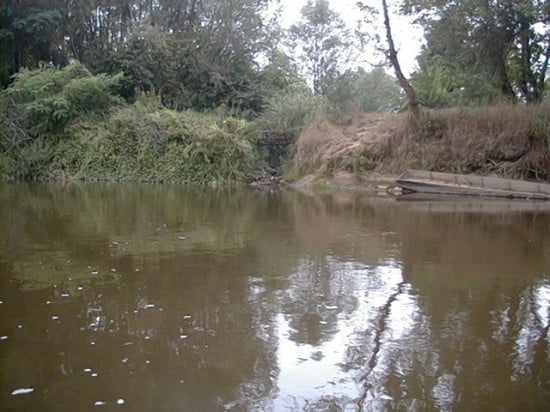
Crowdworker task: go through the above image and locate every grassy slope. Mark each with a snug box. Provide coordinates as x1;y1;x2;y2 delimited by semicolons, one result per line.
291;103;550;182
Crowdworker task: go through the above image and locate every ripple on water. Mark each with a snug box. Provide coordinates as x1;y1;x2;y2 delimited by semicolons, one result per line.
11;388;34;396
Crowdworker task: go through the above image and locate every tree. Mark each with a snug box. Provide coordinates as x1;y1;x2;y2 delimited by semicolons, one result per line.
167;0;279;112
2;0;282;114
289;0;351;95
412;53;504;108
356;0;421;123
406;0;550;103
325;67;404;113
258;50;307;95
380;0;420;120
0;0;66;86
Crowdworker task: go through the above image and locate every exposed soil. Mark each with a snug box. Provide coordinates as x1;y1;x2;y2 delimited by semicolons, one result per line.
290;170;397;193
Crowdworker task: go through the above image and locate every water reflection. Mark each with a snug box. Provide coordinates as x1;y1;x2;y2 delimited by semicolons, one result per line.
1;183;549;410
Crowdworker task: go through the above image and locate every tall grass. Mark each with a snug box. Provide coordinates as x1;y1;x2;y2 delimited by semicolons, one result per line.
382;103;550;180
290;103;550;181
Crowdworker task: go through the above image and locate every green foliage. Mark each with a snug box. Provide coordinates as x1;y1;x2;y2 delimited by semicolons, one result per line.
91;25;175;102
325;67;404;114
407;0;549;103
93;25;289;115
256;91;329;141
78;97;264;183
289;0;351;94
412;54;503;108
2;63;123;137
1;0;283;116
258;50;307;95
1;66;265;182
0;0;66;86
0;63;125;180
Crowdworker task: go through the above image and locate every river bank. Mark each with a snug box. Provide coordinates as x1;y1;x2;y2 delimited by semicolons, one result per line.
2;64;548;184
0;65;265;184
288;103;550;184
287;171;396;195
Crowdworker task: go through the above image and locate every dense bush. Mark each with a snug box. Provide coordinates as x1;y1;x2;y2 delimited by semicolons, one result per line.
1;63;123;136
68;98;264;183
256;90;329;141
412;55;504;108
0;63;123;180
1;65;265;182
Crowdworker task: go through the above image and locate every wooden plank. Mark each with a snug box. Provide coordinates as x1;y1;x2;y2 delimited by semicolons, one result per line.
396;169;550;200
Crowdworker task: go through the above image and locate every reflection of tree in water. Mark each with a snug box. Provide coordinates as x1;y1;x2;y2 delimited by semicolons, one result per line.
1;184;296;410
350;206;550;411
338;264;435;411
3;184;550;410
2;183;264;262
350;275;550;410
281;257;360;346
494;279;549;402
356;277;407;409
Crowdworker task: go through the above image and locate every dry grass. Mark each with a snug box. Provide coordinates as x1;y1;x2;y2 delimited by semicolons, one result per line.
294;113;404;174
294;122;348;172
293;103;550;181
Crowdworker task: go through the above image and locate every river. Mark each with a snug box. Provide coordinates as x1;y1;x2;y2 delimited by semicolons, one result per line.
1;183;549;411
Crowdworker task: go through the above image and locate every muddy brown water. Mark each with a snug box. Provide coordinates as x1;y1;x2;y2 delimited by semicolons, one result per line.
1;183;549;411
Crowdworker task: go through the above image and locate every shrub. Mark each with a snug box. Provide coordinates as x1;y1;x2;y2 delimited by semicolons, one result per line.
1;66;266;183
2;62;123;137
256;91;329;142
80;97;264;183
0;63;124;180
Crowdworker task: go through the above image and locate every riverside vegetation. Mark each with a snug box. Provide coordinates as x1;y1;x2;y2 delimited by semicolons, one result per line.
0;64;264;183
1;0;549;184
2;63;548;183
293;103;550;182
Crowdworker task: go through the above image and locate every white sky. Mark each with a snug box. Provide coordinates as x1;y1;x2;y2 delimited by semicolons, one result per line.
278;0;424;76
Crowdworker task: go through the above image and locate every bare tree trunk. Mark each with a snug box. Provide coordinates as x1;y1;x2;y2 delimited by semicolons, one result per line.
381;0;421;125
535;41;550;103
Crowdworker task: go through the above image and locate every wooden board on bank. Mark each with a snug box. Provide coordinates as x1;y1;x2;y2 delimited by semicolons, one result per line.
396;170;550;200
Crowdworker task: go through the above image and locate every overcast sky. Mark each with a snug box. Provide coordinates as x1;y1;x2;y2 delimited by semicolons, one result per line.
278;0;424;76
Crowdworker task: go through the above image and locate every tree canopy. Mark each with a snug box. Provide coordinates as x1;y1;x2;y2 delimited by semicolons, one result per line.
407;0;550;103
1;0;548;114
1;0;282;112
289;0;351;95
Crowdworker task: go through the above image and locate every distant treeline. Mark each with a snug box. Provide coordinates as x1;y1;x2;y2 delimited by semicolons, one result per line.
3;1;548;110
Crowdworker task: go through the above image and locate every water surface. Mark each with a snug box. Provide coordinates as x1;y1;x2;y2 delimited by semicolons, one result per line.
1;183;549;411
